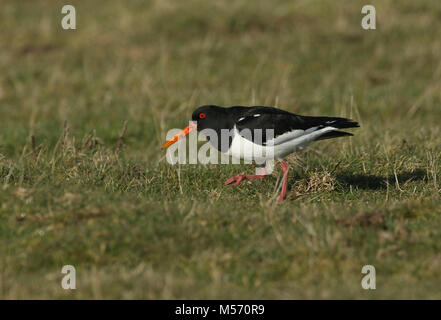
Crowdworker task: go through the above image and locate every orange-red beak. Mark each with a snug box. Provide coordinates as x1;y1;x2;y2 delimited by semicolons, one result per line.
161;122;197;149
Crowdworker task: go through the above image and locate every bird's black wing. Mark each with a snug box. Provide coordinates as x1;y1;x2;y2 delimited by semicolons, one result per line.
231;106;359;145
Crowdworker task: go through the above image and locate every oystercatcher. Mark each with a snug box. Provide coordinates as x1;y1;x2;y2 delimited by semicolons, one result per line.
162;105;359;201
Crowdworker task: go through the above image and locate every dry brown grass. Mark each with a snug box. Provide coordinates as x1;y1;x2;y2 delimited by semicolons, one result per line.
290;172;336;197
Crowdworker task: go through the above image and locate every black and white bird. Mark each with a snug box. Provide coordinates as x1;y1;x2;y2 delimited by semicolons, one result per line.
162;105;359;201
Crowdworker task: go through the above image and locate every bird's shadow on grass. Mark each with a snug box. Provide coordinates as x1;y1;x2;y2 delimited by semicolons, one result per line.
334;169;426;190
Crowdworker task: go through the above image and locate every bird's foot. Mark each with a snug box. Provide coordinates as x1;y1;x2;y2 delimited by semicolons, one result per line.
224;174;267;187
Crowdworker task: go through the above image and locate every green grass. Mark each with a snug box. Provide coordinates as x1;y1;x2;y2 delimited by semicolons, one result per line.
1;0;441;299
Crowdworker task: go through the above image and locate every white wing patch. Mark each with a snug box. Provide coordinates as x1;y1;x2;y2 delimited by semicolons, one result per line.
228;126;338;162
265;126;319;146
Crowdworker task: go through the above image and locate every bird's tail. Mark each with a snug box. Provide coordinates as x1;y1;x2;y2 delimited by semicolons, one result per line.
315;117;359;141
329;118;360;129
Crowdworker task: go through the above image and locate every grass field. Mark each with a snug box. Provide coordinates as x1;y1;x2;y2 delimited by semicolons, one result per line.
1;0;441;299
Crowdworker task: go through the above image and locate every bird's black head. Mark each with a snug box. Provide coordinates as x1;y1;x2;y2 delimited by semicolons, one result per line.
191;105;230;131
162;105;236;150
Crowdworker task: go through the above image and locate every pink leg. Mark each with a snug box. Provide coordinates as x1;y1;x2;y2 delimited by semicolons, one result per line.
278;161;289;202
225;168;268;187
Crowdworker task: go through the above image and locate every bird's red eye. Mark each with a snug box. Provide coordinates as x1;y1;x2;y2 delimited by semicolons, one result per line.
199;113;206;119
